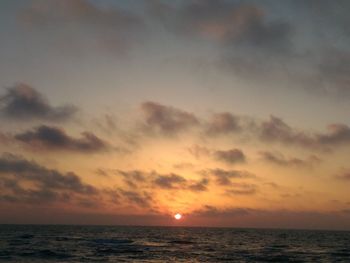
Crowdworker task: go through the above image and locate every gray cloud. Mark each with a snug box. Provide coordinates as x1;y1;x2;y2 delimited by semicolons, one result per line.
151;0;350;98
188;178;209;192
226;183;257;195
206;112;241;135
201;168;256;186
116;169;208;192
316;124;350;145
259;115;313;146
0;153;97;204
152;171;208;192
259;151;320;167
140;101;199;136
153;173;187;189
117;170;146;189
214;148;246;165
19;0;145;53
0;176;72;204
117;170;146;181
0;83;76;121
153;172;208;192
136;102;350;151
151;0;291;52
259;116;350;149
188;144;246;165
150;1;294;87
14;125;110;153
117;189;153;208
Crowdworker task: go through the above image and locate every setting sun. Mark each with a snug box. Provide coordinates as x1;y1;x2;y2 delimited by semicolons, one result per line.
174;213;182;220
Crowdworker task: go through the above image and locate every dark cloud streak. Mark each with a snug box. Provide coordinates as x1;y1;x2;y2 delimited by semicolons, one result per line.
214;148;246;165
0;83;76;121
259;151;320;167
0;153;97;205
15;125;110;153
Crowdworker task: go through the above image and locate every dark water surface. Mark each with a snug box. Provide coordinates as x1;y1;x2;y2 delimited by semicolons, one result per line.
0;225;349;262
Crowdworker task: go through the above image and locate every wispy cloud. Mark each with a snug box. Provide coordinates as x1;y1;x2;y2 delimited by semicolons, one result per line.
259;151;320;167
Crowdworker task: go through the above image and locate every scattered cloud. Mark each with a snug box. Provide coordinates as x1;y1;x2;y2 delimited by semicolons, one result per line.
0;83;76;121
188;178;209;192
117;170;146;188
214;148;246;165
205;112;241;135
150;0;350;99
259;151;320;167
140;101;199;136
188;145;246;165
153;173;187;189
117;189;153;208
226;183;257;195
116;169;208;193
0;152;97;204
259;116;350;149
259;115;313;146
14;125;110;153
151;0;292;52
201;168;256;186
152;171;208;192
316;124;350;145
134;102;350;152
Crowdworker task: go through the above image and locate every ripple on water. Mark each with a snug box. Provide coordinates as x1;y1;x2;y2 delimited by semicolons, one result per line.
0;226;349;262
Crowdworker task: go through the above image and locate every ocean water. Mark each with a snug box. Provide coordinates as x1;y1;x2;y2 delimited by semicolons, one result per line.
0;225;349;262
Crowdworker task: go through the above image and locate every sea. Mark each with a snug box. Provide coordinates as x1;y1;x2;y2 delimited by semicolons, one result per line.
0;225;349;262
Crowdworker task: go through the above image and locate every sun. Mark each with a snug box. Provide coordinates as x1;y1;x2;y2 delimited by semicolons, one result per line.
174;213;182;220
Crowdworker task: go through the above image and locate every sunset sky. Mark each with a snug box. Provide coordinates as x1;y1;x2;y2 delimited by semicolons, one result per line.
1;0;350;230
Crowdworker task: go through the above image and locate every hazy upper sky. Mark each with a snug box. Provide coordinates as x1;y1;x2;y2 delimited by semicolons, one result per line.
1;0;350;230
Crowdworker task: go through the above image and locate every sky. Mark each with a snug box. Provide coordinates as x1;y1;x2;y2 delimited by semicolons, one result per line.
1;0;350;230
